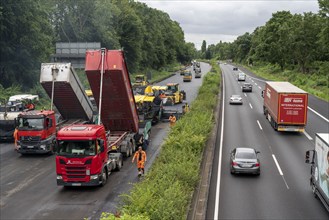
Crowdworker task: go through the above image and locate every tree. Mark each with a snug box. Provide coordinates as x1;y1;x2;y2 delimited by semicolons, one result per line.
0;0;54;89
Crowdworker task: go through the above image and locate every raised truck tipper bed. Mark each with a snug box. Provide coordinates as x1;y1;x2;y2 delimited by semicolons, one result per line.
15;63;93;154
55;49;150;187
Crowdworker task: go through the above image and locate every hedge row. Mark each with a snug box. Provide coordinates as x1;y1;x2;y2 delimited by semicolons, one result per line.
101;61;221;220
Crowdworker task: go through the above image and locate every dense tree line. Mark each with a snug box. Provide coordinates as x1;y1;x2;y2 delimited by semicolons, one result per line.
205;0;329;75
0;0;196;90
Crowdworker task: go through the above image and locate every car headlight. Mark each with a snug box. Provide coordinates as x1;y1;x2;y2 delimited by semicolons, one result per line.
57;175;63;180
90;175;98;180
40;144;46;150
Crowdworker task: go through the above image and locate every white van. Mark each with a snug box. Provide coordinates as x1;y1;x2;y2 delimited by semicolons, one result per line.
238;72;246;81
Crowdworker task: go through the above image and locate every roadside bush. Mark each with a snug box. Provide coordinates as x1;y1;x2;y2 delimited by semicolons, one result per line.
101;60;221;220
245;62;329;102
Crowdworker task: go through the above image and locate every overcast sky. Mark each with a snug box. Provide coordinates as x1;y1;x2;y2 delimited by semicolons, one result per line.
139;0;320;49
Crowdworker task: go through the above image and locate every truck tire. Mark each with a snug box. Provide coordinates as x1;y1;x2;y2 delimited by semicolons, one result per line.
115;158;123;171
100;168;107;186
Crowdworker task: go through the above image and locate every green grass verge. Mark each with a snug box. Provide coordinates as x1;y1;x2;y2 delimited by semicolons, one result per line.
100;61;221;220
243;63;329;102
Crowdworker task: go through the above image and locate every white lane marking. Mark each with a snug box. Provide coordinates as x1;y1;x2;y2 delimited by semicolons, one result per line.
249;103;253;109
257;120;263;130
272;154;290;189
308;106;329;123
303;131;313;140
244;93;247;97
255;83;258;86
214;69;225;219
272;154;283;175
258;86;262;90
251;80;254;82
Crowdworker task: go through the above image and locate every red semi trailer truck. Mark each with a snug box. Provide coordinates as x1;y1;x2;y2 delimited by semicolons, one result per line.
55;49;150;187
263;81;308;132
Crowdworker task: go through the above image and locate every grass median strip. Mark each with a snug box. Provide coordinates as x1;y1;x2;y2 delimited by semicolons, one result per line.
101;61;221;220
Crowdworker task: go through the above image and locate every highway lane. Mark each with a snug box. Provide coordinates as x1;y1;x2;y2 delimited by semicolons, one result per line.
0;64;210;220
207;63;329;219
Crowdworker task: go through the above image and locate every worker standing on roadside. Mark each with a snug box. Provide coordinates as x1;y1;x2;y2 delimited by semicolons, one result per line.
13;126;19;150
169;114;176;127
132;146;147;175
183;103;189;114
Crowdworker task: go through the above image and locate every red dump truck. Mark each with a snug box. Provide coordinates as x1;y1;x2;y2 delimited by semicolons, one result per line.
55;49;150;187
263;81;308;132
15;63;93;154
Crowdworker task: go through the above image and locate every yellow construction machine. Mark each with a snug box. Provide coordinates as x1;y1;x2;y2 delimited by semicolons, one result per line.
134;86;163;124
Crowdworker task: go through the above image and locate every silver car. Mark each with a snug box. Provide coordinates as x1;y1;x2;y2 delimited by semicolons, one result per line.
229;95;243;105
230;147;260;175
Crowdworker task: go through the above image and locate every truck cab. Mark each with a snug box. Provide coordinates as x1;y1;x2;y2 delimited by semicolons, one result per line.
16;110;56;154
56;125;118;186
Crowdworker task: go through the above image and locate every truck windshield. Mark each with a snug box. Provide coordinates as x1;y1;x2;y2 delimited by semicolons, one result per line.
57;140;97;157
17;117;44;130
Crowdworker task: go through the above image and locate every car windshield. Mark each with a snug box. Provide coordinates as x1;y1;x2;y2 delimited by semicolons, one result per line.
236;150;256;159
17;117;44;130
57;140;97;157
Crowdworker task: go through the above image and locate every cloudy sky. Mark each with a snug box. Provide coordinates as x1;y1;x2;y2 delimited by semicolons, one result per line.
139;0;320;49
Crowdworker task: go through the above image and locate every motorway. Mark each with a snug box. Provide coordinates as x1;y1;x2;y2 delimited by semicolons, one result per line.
206;63;329;219
0;63;211;220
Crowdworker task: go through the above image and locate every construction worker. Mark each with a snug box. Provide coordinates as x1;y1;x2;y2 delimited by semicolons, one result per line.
132;146;147;175
169;114;176;127
25;100;35;110
183;103;190;114
13;127;19;150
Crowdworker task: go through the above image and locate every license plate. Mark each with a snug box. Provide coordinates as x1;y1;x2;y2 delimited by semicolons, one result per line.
241;164;252;168
72;183;81;186
27;146;34;149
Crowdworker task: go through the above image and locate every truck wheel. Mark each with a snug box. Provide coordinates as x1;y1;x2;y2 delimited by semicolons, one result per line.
100;168;107;186
116;158;123;171
129;144;133;157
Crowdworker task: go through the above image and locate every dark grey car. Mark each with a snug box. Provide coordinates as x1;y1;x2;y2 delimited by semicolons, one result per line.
242;83;253;92
230;147;260;175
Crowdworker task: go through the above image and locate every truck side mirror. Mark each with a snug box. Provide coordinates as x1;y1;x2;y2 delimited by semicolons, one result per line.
46;118;53;128
261;90;264;98
98;139;104;153
305;150;314;164
14;118;19;128
53;140;58;154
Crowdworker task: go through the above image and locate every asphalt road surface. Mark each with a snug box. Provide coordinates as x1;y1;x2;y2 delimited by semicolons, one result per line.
0;63;211;220
206;63;329;219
